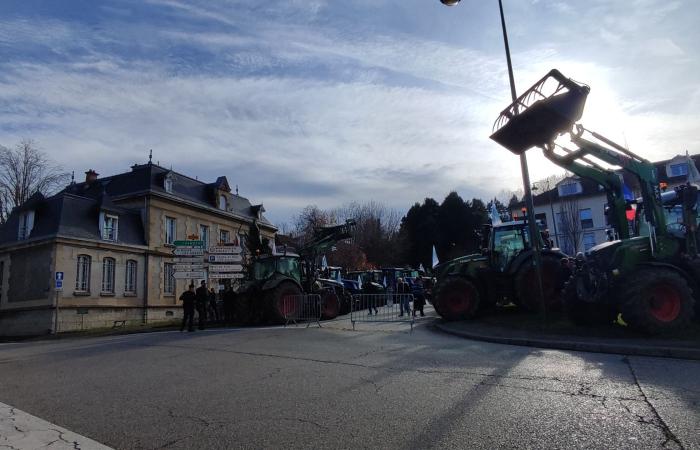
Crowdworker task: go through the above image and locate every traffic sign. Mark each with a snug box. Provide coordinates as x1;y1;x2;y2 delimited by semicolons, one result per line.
208;246;242;254
208;254;242;263
55;272;64;290
208;264;243;272
174;240;204;247
174;248;205;256
173;257;203;263
173;271;206;279
174;264;205;271
209;273;245;279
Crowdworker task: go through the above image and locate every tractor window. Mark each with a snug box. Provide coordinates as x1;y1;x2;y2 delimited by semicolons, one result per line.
492;227;527;270
277;257;301;283
253;258;276;280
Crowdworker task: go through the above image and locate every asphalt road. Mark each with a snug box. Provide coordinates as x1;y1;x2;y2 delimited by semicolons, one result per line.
0;317;699;449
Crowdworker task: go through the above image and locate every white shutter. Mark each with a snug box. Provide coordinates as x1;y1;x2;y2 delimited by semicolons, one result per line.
99;211;105;239
26;211;35;235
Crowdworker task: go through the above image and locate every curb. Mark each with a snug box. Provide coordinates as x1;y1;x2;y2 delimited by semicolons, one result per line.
434;322;700;360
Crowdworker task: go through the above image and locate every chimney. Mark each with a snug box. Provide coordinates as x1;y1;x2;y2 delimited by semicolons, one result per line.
85;169;99;184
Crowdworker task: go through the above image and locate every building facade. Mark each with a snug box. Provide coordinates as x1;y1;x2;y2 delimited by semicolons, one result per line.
0;162;276;336
510;153;699;255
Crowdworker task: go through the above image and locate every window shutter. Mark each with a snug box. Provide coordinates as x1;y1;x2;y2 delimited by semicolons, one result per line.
26;211;35;236
114;217;119;241
99;211;105;239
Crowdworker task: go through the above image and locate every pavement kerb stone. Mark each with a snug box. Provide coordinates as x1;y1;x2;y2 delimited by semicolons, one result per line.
434;322;700;360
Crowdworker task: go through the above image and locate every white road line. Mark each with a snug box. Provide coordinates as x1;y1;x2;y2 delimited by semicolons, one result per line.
0;401;112;449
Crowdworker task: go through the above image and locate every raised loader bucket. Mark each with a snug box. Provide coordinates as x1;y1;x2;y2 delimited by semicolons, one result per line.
490;69;590;155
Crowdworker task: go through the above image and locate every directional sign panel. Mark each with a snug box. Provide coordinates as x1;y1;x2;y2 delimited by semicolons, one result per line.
173;257;203;263
208;264;243;273
174;264;205;272
208;254;242;263
174;248;205;256
174;240;204;247
173;271;206;279
209;273;245;279
208;246;242;254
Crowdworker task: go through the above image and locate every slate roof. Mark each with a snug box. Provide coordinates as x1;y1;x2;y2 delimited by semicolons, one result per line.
0;161;275;247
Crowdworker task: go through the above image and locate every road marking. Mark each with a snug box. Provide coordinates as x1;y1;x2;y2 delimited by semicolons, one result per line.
0;401;112;449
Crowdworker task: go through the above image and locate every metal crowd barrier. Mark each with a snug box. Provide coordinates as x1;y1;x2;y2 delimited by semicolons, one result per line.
282;294;323;328
350;293;415;331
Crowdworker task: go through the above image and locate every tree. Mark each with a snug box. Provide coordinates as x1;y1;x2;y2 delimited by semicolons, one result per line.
0;139;69;223
558;196;581;255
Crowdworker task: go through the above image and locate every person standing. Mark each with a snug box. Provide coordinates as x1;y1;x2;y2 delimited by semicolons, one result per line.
179;284;196;332
223;285;237;325
412;277;425;317
195;280;208;330
397;278;411;317
208;287;219;323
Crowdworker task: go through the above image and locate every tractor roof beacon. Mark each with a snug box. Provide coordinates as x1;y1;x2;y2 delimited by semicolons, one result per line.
490;69;699;334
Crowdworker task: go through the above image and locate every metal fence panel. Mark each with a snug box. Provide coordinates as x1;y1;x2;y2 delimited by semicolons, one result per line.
282;294;323;328
350;293;414;331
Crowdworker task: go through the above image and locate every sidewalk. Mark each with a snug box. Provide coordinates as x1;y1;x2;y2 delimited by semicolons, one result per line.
435;317;700;360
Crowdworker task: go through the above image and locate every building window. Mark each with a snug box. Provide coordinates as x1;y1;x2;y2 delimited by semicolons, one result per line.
102;258;115;293
558;182;581;197
17;211;35;240
165;217;176;245
125;260;137;294
218;194;227;210
583;232;596;251
535;212;547;228
101;214;118;241
579;208;593;229
164;263;175;294
220;229;230;244
200;225;209;247
75;255;91;292
669;163;688;177
164;176;173;193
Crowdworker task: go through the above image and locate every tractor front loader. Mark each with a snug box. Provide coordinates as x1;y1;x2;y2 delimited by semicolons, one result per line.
490;69;699;334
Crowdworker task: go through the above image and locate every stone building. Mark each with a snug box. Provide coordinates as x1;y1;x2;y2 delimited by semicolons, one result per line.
0;161;276;336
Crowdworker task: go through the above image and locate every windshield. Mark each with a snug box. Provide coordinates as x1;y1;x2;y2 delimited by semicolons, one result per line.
493;226;528;270
277;257;301;283
253;258;276;280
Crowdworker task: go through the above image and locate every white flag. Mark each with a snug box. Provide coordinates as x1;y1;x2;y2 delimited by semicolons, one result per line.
432;245;439;268
270;239;276;254
382;276;387;288
418;263;424;272
321;255;328;269
336;270;342;282
357;275;363;290
489;200;502;225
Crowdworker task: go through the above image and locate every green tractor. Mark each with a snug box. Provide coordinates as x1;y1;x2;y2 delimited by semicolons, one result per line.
490;69;699;334
432;220;569;320
235;220;355;324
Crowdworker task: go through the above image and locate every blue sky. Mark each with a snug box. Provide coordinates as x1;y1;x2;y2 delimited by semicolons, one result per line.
1;0;699;226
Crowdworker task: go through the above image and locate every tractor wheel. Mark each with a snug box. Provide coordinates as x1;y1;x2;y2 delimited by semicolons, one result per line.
515;254;566;312
562;274;617;326
620;269;695;334
321;290;341;320
266;281;302;324
433;277;480;321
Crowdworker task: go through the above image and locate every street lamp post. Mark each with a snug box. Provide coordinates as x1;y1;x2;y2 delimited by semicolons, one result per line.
439;0;547;314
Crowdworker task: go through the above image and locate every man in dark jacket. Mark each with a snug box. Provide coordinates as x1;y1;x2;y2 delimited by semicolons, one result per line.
179;284;196;332
195;280;208;330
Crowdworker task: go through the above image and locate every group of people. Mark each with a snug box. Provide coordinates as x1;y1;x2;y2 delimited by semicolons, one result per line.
365;277;426;317
179;280;238;332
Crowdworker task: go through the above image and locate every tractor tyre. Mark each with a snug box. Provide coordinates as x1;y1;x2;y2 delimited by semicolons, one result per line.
563;274;616;326
266;281;302;324
620;268;695;334
515;254;566;313
321;290;341;320
432;277;480;321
